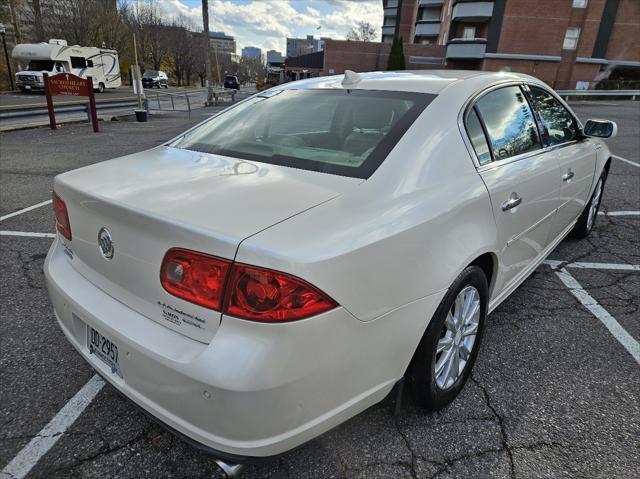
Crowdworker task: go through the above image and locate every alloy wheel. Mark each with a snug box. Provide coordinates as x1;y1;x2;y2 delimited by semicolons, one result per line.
434;286;481;390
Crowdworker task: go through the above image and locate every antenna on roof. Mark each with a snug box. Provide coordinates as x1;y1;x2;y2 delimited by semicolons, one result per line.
341;70;361;87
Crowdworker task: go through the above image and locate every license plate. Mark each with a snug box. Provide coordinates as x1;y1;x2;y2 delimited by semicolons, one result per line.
87;326;122;377
25;85;31;90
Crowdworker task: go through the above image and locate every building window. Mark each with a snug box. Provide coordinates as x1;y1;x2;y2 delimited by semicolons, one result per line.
563;27;580;50
463;26;476;40
572;0;588;8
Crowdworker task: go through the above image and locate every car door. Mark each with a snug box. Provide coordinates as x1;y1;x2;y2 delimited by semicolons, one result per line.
466;85;561;294
526;85;597;240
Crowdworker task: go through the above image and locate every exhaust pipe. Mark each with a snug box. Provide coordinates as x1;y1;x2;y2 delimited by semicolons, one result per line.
214;459;246;478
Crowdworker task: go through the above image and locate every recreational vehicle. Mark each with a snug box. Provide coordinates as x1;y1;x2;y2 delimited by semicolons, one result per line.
12;39;121;93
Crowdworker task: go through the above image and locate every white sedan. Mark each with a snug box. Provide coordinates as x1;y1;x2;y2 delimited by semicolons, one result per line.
45;70;616;470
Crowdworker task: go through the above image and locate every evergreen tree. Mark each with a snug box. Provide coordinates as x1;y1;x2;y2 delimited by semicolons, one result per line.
387;36;406;71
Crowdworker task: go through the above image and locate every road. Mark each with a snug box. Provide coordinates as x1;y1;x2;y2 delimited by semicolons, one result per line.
0;102;638;479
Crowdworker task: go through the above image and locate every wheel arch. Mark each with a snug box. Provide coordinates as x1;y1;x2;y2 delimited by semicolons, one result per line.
468;252;498;298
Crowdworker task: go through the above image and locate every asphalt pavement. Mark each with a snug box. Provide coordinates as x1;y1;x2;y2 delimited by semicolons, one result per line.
0;101;638;479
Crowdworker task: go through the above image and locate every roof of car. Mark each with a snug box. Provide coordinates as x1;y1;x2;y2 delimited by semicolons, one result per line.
278;70;540;95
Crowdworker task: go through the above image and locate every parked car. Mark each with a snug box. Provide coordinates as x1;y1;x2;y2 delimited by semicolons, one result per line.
142;70;169;89
46;70;615;470
223;75;240;90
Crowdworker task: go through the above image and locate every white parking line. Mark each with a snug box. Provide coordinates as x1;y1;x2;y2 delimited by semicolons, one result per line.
554;268;640;365
544;260;640;271
613;155;640;168
598;211;640;217
0;200;52;222
0;230;56;238
0;375;104;479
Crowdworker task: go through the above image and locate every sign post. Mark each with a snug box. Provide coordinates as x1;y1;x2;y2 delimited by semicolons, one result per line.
44;73;99;132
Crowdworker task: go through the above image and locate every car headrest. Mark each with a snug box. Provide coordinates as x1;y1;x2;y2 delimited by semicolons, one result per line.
351;102;393;130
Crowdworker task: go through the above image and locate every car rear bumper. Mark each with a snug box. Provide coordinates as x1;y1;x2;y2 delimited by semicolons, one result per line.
44;237;444;457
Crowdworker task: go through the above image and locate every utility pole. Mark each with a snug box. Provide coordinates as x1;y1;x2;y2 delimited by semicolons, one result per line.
0;24;14;91
132;32;144;110
202;0;214;106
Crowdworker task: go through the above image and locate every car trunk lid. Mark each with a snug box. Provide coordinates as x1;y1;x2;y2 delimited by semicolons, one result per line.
54;146;360;343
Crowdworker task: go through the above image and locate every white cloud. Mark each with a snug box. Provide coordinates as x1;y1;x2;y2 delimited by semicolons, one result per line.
153;0;382;54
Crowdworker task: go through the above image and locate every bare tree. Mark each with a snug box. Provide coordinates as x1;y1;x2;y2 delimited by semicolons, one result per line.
346;21;377;42
202;0;214;104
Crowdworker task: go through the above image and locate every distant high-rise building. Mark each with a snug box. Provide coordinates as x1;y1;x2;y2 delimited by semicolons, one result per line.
286;35;330;58
266;50;285;65
241;46;262;59
208;31;236;56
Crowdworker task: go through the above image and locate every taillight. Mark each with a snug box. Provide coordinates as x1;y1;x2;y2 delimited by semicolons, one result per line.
52;191;72;240
224;263;337;322
160;248;231;311
160;249;337;322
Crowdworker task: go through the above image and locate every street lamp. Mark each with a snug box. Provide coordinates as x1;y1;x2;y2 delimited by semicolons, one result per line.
0;23;15;91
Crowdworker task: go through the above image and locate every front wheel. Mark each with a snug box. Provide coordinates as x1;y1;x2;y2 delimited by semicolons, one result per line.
571;170;607;239
97;83;105;93
408;266;488;410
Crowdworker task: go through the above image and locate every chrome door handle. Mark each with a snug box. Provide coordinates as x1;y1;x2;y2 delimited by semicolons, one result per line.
562;170;575;182
501;193;522;211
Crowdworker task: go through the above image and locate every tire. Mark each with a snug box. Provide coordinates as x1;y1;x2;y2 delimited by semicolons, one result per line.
98;83;105;93
163;83;168;89
571;169;607;239
408;265;488;410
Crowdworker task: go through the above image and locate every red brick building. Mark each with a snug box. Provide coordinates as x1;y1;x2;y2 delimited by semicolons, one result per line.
292;0;640;89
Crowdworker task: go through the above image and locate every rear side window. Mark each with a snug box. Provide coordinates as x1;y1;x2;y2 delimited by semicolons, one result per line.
70;56;87;68
466;108;492;165
173;89;435;179
475;86;541;161
528;86;578;147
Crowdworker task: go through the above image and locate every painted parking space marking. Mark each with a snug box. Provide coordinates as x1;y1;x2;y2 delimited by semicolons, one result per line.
612;155;640;168
598;210;640;217
0;230;56;238
544;260;640;272
0;200;52;222
554;267;640;365
0;375;104;479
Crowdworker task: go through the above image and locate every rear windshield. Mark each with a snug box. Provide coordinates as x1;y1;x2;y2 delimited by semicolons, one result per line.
26;60;54;71
172;89;434;178
143;71;159;77
225;76;237;81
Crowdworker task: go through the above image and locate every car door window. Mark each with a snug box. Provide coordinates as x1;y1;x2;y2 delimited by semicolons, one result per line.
528;86;578;147
465;108;492;165
475;86;541;161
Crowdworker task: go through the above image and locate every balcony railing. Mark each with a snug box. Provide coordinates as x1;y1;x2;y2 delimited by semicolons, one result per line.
452;1;494;21
415;22;441;37
446;38;487;59
382;26;396;36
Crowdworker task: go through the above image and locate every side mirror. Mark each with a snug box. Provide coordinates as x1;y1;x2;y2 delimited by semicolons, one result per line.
583;119;618;139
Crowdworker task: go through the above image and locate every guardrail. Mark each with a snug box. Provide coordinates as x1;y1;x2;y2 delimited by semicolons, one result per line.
0;97;139;119
556;89;640;100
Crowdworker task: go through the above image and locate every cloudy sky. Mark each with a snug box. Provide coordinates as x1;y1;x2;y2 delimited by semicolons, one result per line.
152;0;382;54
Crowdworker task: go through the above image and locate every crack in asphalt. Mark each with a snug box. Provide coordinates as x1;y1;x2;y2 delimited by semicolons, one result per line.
469;375;516;479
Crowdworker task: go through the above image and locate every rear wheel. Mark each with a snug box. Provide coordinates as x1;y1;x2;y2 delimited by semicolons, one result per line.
97;82;105;93
409;266;488;410
571;169;607;239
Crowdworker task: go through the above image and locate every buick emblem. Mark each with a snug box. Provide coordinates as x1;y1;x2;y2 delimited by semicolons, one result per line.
98;227;114;260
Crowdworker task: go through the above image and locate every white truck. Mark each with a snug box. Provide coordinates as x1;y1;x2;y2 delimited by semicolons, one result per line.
12;39;121;93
